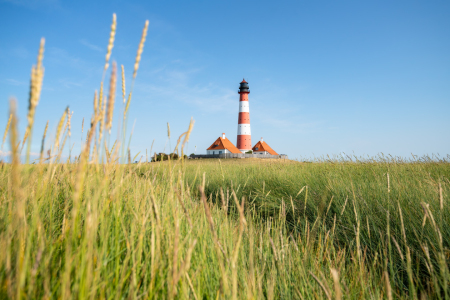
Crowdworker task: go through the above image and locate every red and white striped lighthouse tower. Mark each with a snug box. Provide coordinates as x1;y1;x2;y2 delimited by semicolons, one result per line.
237;79;252;152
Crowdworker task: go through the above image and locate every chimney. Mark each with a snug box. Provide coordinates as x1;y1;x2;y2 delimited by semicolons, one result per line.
261;137;263;142
222;133;226;139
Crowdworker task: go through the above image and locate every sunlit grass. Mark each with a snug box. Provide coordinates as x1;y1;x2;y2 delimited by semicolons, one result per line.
0;158;449;299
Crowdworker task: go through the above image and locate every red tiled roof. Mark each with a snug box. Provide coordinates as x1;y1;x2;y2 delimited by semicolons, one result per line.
252;141;278;155
207;137;241;154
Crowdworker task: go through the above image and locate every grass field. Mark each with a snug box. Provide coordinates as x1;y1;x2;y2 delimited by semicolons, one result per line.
0;158;449;299
1;14;449;299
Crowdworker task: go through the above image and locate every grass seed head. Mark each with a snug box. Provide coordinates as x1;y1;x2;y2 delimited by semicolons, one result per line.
1;114;12;151
98;95;107;147
121;64;126;103
20;130;29;153
25;38;45;149
104;13;116;71
124;92;132;119
54;107;68;151
106;62;117;134
93;90;98;115
67;108;73;137
8;99;22;202
39;120;48;163
99;82;104;113
133;20;149;79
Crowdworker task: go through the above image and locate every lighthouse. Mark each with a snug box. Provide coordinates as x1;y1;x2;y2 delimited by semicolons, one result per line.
237;79;252;153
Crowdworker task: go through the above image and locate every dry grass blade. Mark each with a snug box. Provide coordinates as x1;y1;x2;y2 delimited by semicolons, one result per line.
391;236;404;261
181;118;195;156
384;271;392;300
124;92;132;119
20;130;29;154
325;195;334;216
54;107;68;153
398;202;407;243
421;202;430;227
330;268;342;300
185;272;198;300
8;99;21;199
220;188;226;212
289;233;299;252
296;186;306;197
39;121;48;163
171;118;195;156
309;271;331;300
340;196;348;215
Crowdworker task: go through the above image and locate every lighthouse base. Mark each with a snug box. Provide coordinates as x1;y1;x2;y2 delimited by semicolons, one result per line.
236;135;252;152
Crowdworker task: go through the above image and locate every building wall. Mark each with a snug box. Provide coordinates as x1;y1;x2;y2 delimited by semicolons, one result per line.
191;153;288;159
207;149;229;155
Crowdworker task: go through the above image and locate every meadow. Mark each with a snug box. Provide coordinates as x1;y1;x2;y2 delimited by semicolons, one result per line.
0;157;449;299
0;14;449;299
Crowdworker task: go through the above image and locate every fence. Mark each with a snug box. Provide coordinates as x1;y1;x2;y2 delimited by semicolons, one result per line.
190;153;288;159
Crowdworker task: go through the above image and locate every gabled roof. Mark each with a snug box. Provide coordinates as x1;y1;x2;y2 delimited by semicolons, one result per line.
207;137;241;154
252;141;278;155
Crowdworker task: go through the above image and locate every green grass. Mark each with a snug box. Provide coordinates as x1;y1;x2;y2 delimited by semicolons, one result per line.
0;158;448;299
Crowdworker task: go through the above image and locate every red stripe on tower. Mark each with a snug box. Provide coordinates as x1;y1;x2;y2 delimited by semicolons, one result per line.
237;78;251;152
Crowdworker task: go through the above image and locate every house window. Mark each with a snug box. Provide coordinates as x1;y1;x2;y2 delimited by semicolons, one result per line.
219;151;222;154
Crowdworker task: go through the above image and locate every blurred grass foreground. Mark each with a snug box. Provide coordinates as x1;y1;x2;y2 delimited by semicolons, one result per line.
0;14;449;299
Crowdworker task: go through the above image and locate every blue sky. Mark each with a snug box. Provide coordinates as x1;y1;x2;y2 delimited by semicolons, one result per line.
1;0;449;161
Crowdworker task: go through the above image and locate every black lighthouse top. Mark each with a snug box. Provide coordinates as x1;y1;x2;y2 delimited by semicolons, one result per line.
238;79;250;93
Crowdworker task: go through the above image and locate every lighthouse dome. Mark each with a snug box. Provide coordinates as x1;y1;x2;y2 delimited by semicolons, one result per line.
239;79;250;93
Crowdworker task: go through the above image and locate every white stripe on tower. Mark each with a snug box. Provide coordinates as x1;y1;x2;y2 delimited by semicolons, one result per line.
239;101;249;112
237;124;251;135
236;79;251;152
